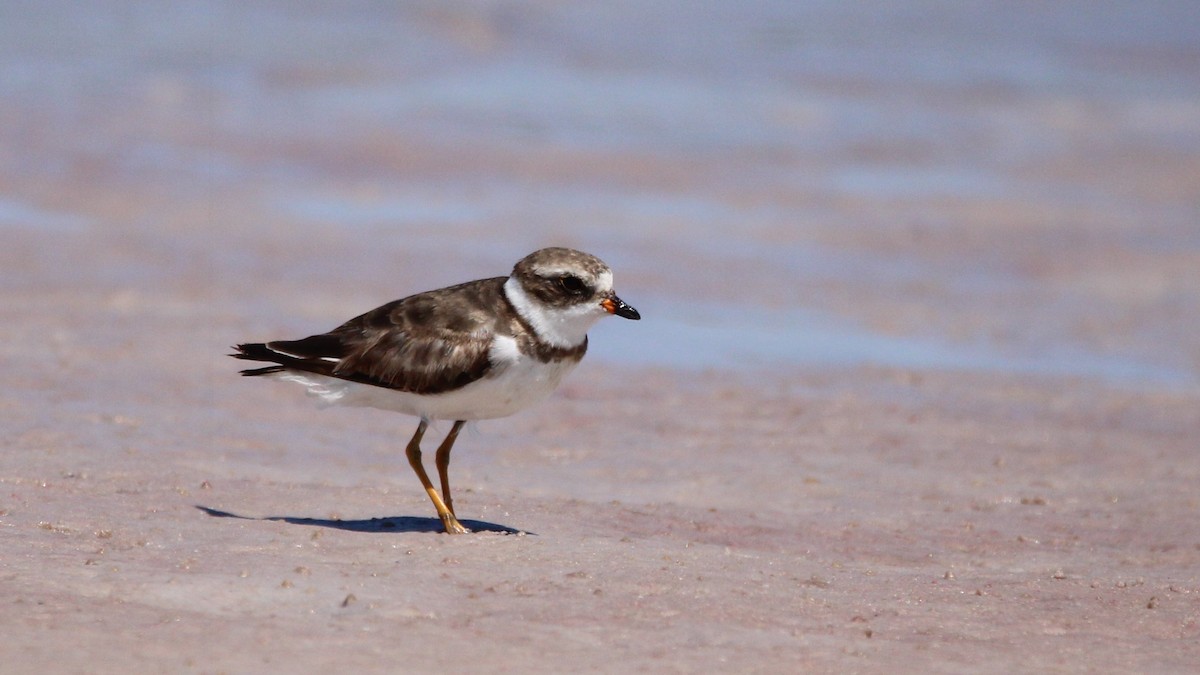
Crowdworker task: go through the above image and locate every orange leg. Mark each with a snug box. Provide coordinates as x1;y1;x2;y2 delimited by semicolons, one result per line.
404;420;469;534
435;420;466;518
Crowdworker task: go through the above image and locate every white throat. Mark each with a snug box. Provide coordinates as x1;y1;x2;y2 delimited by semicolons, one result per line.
504;276;604;349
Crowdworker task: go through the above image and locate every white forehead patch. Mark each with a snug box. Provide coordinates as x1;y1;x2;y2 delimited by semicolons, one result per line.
595;269;614;293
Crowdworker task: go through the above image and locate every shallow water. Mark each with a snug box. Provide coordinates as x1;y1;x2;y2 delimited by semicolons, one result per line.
2;1;1198;389
591;300;1196;386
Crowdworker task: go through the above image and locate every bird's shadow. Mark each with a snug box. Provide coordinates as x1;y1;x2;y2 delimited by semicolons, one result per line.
195;505;528;535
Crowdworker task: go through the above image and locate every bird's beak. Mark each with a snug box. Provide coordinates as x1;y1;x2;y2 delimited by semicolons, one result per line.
601;295;641;320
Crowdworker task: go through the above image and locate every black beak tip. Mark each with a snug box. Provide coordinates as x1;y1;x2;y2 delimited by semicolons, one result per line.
605;295;641;320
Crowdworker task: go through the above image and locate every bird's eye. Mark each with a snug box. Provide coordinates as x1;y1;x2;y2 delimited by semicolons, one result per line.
558;275;587;295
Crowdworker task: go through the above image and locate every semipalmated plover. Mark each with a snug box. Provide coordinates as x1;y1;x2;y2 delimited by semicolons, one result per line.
232;247;640;533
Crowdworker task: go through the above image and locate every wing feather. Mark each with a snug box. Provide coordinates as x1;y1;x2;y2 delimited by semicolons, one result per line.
233;277;510;395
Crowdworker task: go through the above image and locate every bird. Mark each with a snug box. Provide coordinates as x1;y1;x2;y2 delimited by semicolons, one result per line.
232;247;640;534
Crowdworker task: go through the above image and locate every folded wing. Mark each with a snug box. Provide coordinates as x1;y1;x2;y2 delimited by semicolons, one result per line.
233;278;510;395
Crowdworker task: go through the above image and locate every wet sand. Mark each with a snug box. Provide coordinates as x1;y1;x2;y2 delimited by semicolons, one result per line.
3;2;1200;673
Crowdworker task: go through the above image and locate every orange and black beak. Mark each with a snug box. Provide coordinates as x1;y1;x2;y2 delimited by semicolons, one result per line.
601;294;640;320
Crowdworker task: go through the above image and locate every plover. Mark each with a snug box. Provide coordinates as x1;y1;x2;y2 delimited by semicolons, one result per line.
232;247;640;534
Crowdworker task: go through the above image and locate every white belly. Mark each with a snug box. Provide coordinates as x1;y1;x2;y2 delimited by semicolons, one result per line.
272;353;580;421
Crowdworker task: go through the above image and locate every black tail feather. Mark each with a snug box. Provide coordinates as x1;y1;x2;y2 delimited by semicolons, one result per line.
231;342;296;376
238;365;286;377
231;340;344;378
231;341;283;372
231;342;277;362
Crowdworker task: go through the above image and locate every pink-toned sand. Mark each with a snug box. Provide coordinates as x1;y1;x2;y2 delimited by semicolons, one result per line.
3;2;1200;673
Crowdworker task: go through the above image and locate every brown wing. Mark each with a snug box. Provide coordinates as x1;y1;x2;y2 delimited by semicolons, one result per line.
234;277;511;395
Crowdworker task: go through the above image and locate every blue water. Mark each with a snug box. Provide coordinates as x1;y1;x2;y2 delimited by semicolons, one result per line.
0;197;89;232
589;300;1196;388
3;2;1196;391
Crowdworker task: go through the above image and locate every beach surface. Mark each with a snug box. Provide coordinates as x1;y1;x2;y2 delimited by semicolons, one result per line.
3;2;1199;672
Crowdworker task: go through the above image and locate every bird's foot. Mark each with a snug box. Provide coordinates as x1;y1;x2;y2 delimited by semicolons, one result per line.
441;513;471;534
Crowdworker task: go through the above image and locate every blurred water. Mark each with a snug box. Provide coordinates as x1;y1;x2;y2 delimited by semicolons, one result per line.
2;1;1198;387
590;301;1195;386
0;197;89;232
